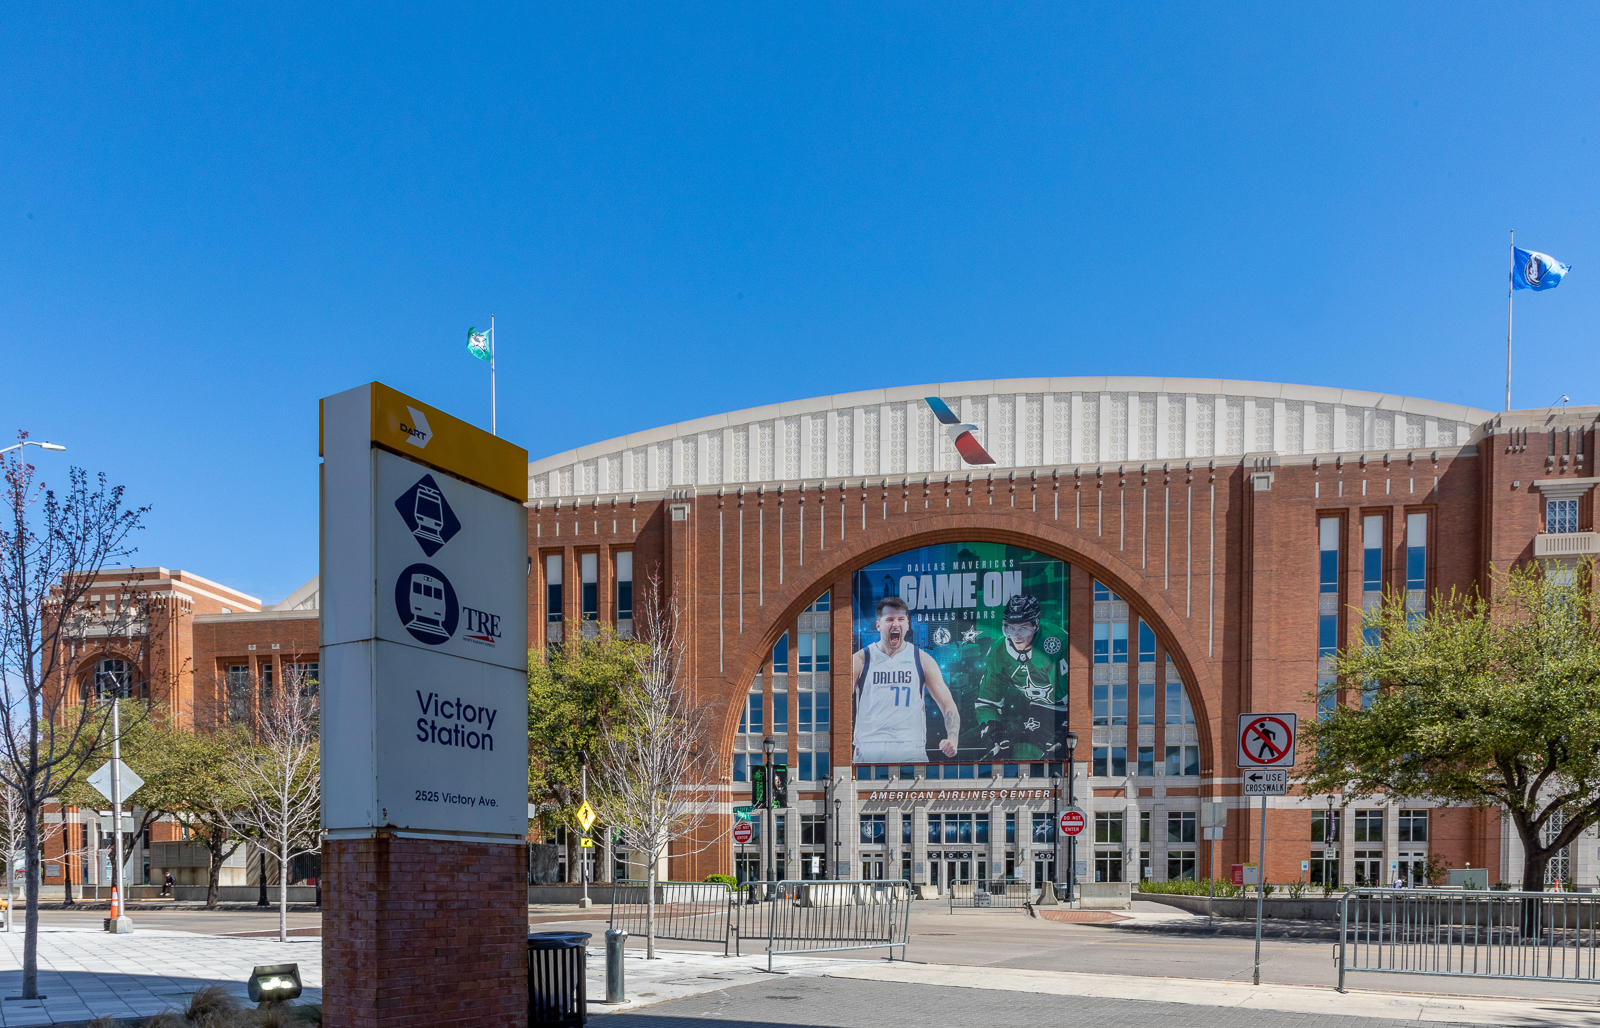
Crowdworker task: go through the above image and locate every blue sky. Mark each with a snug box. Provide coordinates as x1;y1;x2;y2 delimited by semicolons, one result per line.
3;4;1596;603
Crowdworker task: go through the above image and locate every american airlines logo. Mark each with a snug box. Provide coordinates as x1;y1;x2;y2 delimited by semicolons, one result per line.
924;397;995;465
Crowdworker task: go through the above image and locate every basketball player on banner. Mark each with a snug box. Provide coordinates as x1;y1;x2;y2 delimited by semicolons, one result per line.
851;596;961;763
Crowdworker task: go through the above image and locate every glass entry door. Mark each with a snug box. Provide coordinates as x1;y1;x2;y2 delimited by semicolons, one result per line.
861;857;885;880
1033;855;1056;888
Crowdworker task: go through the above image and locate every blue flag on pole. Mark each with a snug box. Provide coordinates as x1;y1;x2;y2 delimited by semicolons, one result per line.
1512;248;1569;291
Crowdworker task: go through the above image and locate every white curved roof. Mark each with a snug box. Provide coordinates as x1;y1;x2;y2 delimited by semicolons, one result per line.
529;377;1492;499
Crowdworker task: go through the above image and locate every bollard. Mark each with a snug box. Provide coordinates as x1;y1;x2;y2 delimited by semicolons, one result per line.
604;929;627;1005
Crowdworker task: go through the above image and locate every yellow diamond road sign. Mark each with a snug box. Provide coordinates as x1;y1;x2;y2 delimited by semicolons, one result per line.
576;801;597;831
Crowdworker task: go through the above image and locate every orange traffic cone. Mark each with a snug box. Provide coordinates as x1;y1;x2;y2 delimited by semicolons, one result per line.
109;886;120;920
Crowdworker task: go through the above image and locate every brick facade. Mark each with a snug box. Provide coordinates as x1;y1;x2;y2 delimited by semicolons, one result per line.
322;836;529;1028
526;385;1598;891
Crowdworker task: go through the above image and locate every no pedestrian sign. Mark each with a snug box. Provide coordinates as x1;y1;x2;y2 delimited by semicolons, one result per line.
1236;713;1297;769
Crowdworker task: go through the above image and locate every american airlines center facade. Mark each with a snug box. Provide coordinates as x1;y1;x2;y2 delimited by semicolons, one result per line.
526;378;1599;891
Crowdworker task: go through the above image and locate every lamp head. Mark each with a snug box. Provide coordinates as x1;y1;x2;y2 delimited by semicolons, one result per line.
1065;732;1078;750
763;736;775;758
38;442;65;451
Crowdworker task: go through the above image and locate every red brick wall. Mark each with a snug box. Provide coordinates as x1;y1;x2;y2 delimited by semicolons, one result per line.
322;836;529;1028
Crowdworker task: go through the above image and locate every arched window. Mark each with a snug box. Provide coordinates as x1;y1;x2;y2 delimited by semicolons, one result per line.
80;658;133;702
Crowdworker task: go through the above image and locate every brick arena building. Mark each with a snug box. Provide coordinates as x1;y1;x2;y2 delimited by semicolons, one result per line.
525;377;1598;891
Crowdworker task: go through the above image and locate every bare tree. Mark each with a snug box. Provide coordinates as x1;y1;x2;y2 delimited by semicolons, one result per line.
593;576;713;958
228;662;320;942
0;437;147;998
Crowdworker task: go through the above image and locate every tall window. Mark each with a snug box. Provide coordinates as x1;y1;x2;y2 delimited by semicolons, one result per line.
1317;517;1339;721
772;692;788;733
615;551;634;627
1548;499;1580;534
1359;515;1383;709
1167;811;1196;844
1311;810;1341;843
580;553;598;621
738;691;762;735
90;658;132;701
1397;809;1428;843
226;665;250;721
1353;809;1383;843
545;555;563;641
1405;513;1428;624
1164;664;1194;726
772;633;789;674
1137;621;1156;726
1093;580;1127;727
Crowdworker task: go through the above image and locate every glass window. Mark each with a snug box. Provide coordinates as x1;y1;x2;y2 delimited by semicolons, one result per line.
1137;679;1155;727
1006;813;1016;845
1029;762;1045;778
1167;849;1197;881
772;633;789;674
1362;516;1383;593
902;815;912;844
814;692;830;731
899;765;915;779
1406;513;1428;621
733;753;747;782
776;814;786;846
874;765;890;780
1137;747;1154;777
813;633;830;672
1184;746;1200;777
1032;813;1056;844
797;632;811;673
797;692;812;732
772;694;788;733
1165;672;1195;726
1398;809;1428;843
1167;811;1197;844
1165;745;1181;776
1548;499;1580;534
1093;623;1110;664
1095;747;1126;777
1094;747;1107;777
1111;680;1127;726
1138;620;1156;663
1111;621;1128;664
1093;581;1120;602
1094;812;1123;844
1354;809;1383;843
927;815;941;844
1140;811;1150;844
975;815;989;844
1003;763;1019;779
1319;517;1339;593
545;554;562;625
742;692;762;734
977;763;992;777
580;553;598;620
1311;810;1340;843
859;814;886;845
1095;849;1124;883
814;753;830;779
798;752;813;781
807;592;831;613
616;551;633;621
801;814;826;845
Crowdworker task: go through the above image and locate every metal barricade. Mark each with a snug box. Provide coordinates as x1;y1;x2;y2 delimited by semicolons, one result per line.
1338;888;1600;991
948;880;1035;912
762;879;911;971
607;880;735;955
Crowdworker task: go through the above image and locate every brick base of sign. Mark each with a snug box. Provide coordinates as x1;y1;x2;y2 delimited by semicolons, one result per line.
322;836;529;1028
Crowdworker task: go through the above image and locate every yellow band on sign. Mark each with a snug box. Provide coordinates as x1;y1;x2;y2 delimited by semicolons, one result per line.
579;837;594;848
319;382;528;502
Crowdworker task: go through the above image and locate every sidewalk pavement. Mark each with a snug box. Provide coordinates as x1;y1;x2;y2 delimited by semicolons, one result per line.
0;926;321;1026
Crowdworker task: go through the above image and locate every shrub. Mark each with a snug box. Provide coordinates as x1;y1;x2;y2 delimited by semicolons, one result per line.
703;874;737;888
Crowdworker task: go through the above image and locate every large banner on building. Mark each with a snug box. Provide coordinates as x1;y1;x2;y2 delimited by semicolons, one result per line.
850;543;1069;766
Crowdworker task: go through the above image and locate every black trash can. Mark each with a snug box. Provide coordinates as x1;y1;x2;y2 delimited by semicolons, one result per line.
528;931;591;1026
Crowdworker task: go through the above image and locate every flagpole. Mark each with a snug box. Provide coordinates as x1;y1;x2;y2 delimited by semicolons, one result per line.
490;314;497;436
1505;231;1514;412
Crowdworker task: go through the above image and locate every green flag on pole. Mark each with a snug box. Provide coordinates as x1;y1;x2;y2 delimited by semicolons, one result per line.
467;327;491;361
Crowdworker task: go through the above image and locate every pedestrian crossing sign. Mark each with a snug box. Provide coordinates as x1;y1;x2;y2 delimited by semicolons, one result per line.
576;801;597;831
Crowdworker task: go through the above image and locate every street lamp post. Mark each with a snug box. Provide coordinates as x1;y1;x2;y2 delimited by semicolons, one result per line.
1050;773;1060;899
763;737;775;888
1065;733;1078;905
833;797;841;882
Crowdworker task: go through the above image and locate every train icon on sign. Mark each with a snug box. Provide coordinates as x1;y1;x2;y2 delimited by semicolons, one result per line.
393;474;461;557
393;563;459;644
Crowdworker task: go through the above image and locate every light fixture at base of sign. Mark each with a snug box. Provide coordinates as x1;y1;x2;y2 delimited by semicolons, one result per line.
247;963;303;1003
